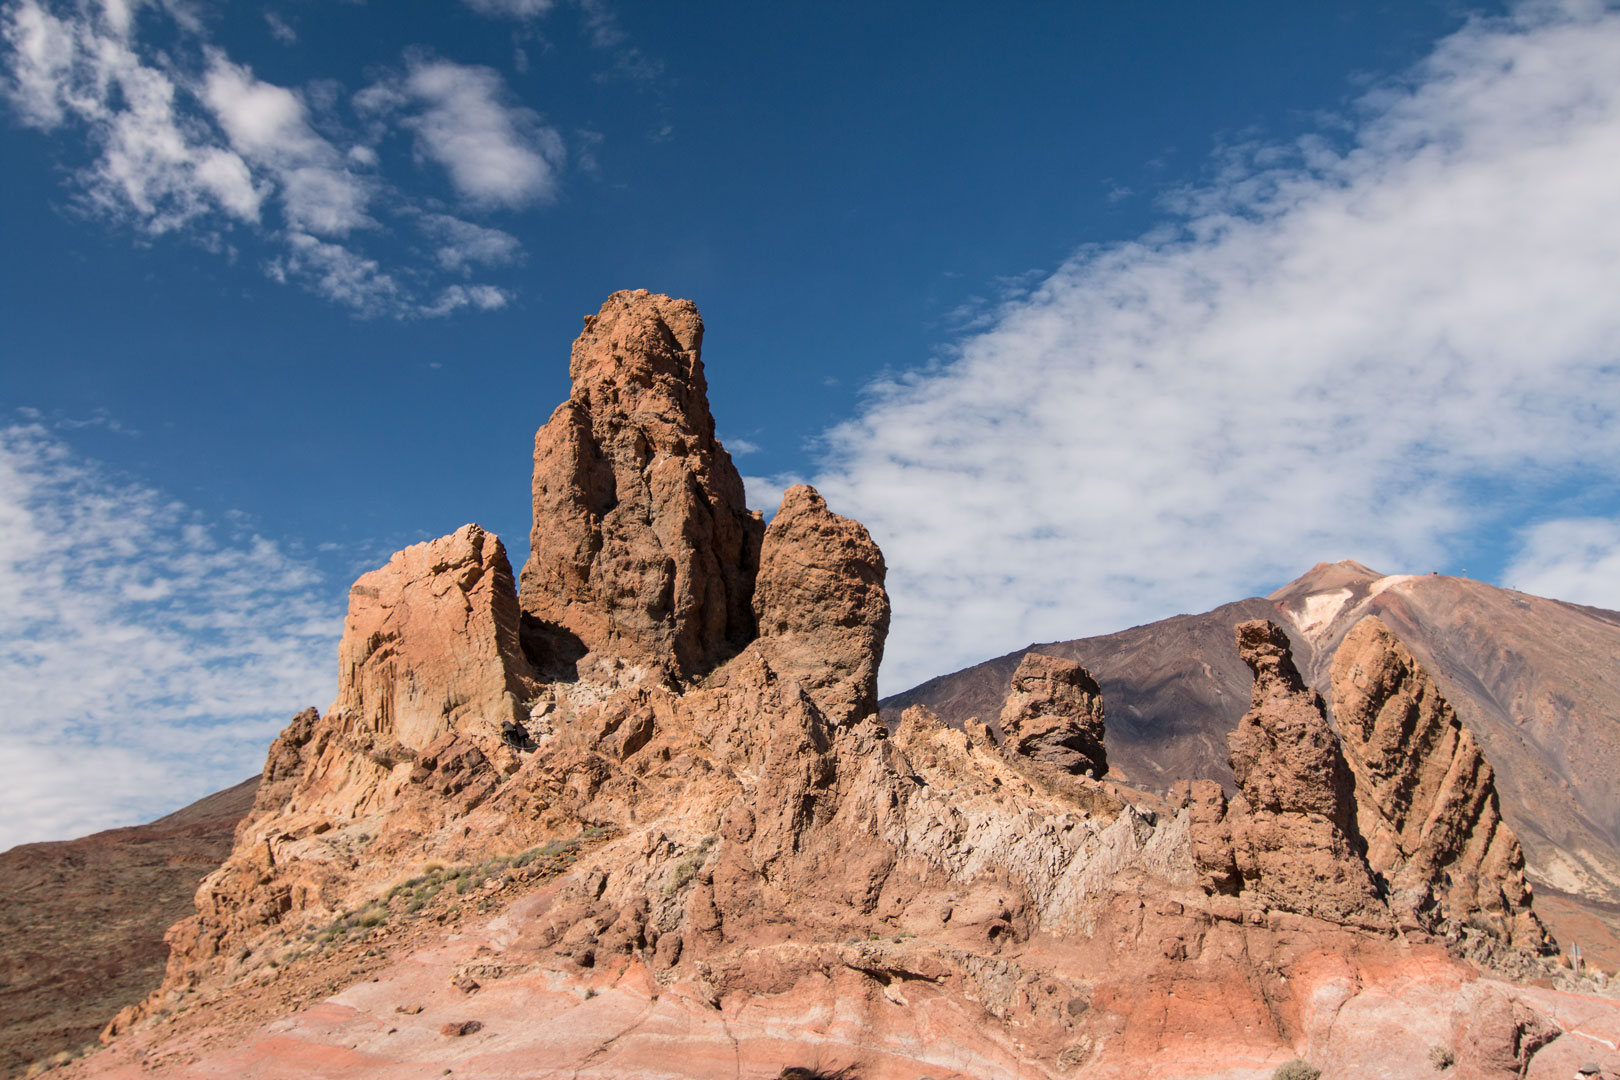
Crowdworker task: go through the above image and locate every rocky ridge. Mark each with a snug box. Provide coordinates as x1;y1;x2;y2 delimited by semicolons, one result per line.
83;294;1620;1080
885;560;1620;967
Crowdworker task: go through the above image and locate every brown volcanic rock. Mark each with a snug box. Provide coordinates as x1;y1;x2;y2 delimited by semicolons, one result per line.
120;525;543;1029
0;779;255;1078
1332;615;1548;950
997;653;1109;779
331;522;540;759
752;483;889;723
1214;619;1385;926
519;290;764;682
882;594;1283;790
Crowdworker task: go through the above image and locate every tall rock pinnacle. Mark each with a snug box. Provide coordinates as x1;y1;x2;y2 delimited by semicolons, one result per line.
519;291;765;682
1216;619;1386;926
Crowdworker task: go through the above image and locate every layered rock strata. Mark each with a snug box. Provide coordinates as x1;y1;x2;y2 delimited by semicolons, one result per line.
1331;615;1548;949
519;290;763;683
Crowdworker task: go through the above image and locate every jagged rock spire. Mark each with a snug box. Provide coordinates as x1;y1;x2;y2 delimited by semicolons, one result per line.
1214;619;1386;926
519;290;764;682
1331;615;1549;949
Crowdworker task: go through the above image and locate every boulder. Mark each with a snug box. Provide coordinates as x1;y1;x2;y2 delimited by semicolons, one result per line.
752;484;889;723
997;653;1108;778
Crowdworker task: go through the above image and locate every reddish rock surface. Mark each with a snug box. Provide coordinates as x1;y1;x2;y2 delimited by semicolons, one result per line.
111;526;545;1035
1331;615;1548;951
519;290;763;683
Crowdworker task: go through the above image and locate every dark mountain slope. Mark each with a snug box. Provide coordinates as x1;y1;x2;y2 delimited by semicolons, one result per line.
0;778;258;1077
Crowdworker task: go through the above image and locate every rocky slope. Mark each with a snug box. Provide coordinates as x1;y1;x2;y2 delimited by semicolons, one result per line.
0;779;255;1077
885;561;1620;966
52;293;1620;1079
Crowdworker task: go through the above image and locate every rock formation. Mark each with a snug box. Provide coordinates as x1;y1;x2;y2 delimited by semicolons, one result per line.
331;522;539;763
997;652;1108;778
888;557;1620;964
1184;620;1385;927
113;526;542;1028
751;484;888;723
90;294;1614;1080
1331;615;1548;950
519;290;763;683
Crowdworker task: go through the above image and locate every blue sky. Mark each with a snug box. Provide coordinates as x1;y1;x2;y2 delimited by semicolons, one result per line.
4;0;1620;848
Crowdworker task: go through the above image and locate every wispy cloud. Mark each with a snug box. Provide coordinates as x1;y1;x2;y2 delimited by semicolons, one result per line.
461;0;555;17
418;213;523;273
264;11;296;46
1504;518;1620;610
361;57;565;209
201;51;374;235
0;421;343;850
789;3;1620;692
0;0;539;316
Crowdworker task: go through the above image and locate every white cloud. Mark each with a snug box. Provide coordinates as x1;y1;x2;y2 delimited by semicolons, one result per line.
419;212;522;272
270;230;398;313
0;421;343;850
369;58;564;208
461;0;554;17
201;53;372;236
2;0;264;231
420;281;511;316
794;3;1620;693
1;0;541;316
1504;518;1620;610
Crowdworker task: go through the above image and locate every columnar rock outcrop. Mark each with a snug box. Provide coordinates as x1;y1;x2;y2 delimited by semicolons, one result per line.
1331;615;1548;950
997;652;1108;779
751;483;889;723
1186;620;1386;926
519;290;764;682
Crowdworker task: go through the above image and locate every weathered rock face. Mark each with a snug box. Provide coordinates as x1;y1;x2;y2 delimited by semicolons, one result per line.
519;290;764;682
751;484;889;723
998;652;1108;779
117;526;543;1027
1331;615;1548;950
334;523;540;761
1194;620;1386;927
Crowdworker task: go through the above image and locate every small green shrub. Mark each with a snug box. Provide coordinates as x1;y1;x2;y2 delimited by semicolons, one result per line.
1429;1046;1455;1070
1273;1061;1320;1080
